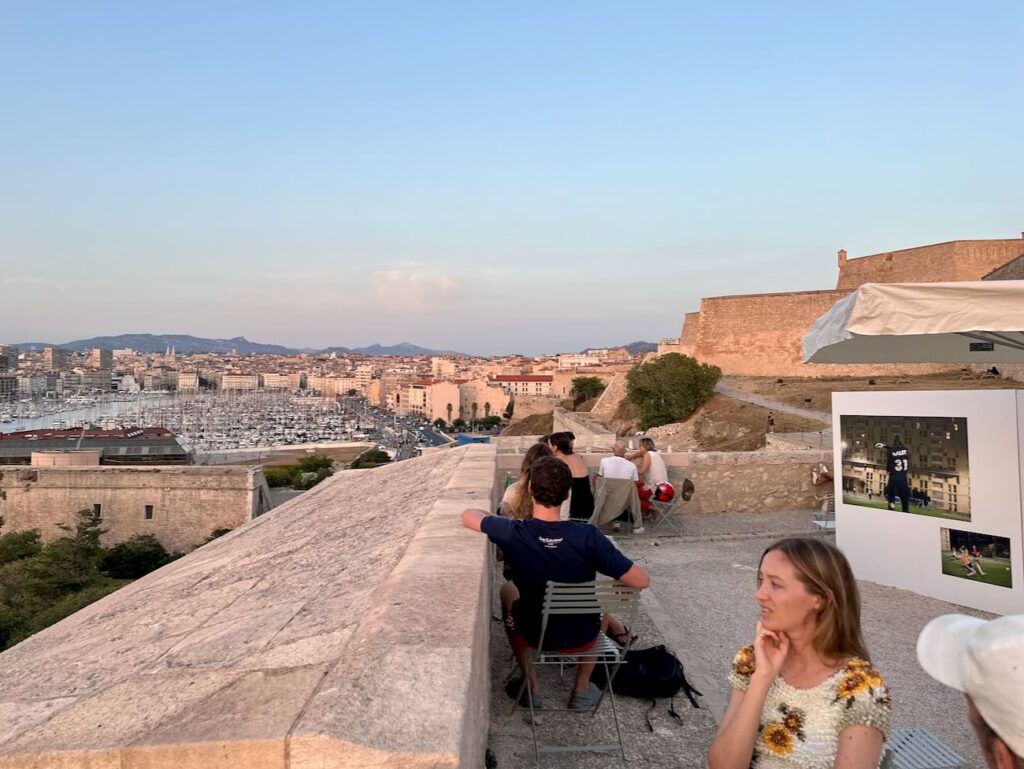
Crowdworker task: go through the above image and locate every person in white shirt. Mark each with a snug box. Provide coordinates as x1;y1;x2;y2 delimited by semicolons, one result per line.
629;437;668;513
598;441;639;481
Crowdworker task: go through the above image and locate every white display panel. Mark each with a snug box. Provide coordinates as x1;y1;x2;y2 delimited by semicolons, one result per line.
832;390;1024;615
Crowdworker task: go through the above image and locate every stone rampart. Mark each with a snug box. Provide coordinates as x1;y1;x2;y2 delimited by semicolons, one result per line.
507;394;557;423
0;465;273;553
0;444;496;769
589;372;628;422
679;311;700;355
494;441;831;513
667;449;832;513
836;239;1024;290
692;289;955;378
552;406;616;442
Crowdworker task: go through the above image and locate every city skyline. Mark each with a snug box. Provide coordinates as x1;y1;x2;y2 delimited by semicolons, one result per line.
2;1;1020;355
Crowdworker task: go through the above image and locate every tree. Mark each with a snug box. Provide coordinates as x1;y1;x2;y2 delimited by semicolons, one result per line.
626;353;722;430
571;376;606;402
503;402;514;420
100;535;172;579
471;402;478;429
432;418;447;430
350;448;392;469
452;418;467;431
31;508;108;595
446;403;453;424
484;401;491;418
0;518;42;566
346;388;358;397
297;454;332;473
479;415;502;430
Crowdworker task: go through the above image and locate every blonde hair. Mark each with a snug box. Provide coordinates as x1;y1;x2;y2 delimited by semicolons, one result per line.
510;443;553;519
760;538;870;663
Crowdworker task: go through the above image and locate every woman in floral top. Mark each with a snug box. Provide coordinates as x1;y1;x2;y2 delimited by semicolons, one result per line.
708;538;890;769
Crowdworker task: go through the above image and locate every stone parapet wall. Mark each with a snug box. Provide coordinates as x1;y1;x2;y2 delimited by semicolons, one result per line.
679;311;700;355
552;406;616;440
0;445;496;769
507;395;558;423
666;449;832;513
692;290;956;378
836;239;1024;290
0;465;271;552
589;373;628;422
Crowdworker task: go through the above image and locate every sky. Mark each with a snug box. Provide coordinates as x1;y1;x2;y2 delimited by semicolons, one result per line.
1;1;1021;356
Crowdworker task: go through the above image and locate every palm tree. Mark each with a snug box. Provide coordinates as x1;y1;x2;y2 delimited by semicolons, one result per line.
484;402;491;418
471;402;478;430
446;402;453;425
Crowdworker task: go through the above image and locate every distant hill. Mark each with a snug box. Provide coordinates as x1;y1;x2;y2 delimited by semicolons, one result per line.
622;341;658;354
581;341;657;355
328;342;464;357
15;334;464;357
16;334;300;355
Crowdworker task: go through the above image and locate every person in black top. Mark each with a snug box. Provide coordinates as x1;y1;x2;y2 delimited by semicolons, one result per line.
462;457;650;710
548;431;595;521
878;437;911;512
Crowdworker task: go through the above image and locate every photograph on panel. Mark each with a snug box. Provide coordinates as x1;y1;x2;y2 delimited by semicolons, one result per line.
940;527;1012;589
839;415;970;521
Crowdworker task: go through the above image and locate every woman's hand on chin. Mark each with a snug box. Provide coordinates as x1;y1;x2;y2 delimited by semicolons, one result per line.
753;620;789;681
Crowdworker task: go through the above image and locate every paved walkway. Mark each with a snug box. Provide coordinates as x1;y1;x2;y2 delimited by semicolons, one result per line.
716;381;832;422
487;511;991;768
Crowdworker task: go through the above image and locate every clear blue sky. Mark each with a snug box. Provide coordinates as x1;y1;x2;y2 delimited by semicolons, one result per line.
2;1;1020;355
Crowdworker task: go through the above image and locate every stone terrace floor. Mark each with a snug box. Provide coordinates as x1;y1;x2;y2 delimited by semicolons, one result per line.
487;511;992;768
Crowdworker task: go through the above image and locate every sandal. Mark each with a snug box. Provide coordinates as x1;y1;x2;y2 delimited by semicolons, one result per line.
610;626;637;648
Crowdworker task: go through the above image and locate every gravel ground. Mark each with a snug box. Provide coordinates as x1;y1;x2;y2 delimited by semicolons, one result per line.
487;511;992;768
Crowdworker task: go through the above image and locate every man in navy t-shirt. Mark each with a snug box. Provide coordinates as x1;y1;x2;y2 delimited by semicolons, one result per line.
462;456;650;710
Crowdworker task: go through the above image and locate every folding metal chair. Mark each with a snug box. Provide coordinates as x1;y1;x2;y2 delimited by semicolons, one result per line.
881;728;968;769
646;478;693;535
510;579;640;764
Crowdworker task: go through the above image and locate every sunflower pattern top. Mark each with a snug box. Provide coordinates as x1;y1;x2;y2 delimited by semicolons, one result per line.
729;645;891;769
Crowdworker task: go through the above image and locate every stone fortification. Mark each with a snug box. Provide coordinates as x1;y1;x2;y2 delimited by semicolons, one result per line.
675;237;1024;377
693;289;951;377
0;445;495;769
588;372;628;422
0;465;272;552
679;311;701;356
551;406;616;443
836;238;1024;290
668;449;832;513
507;394;557;424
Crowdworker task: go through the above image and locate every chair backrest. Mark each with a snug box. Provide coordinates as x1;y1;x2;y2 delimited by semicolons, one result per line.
537;580;640;650
590;477;640;526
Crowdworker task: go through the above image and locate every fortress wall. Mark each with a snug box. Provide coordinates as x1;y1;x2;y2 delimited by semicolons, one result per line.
679;311;701;355
507;394;557;423
691;290;955;378
0;465;269;553
552;406;616;442
589;372;628;422
0;444;496;769
665;449;832;513
836;239;1024;290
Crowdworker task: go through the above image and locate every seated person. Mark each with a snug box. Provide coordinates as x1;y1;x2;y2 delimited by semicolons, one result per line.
628;437;668;513
598;441;639;481
462;457;650;710
500;442;554;519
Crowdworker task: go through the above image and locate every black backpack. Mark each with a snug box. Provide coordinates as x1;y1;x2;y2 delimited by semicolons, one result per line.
591;644;703;728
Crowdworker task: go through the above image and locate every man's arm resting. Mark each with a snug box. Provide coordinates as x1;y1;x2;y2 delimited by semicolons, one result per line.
461;508;489;532
618;563;650;589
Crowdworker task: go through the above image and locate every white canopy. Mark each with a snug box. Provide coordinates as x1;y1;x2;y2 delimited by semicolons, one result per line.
803;281;1024;364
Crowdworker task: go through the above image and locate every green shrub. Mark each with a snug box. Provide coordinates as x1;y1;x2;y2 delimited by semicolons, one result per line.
626;353;722;430
100;535;172;579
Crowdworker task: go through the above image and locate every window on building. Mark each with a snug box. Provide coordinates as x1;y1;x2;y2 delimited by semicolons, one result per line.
144;504;154;520
93;503;102;517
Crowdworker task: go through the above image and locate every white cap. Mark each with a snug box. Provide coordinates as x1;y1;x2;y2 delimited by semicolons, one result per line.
917;614;1024;757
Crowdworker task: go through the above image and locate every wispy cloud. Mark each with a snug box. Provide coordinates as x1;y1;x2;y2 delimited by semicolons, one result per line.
371;269;461;311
